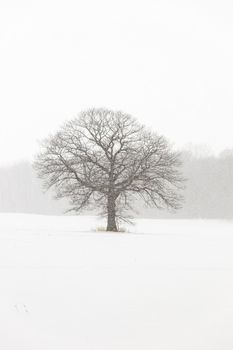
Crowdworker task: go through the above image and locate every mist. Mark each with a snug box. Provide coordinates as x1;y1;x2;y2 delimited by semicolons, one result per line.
0;161;67;215
1;149;232;219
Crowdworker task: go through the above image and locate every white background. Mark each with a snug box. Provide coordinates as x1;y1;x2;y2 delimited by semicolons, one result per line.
0;0;233;164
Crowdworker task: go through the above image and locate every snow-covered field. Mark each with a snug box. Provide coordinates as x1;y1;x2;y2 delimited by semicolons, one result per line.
0;214;233;350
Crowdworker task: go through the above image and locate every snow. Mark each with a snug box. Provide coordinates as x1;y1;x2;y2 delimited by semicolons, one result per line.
0;214;233;349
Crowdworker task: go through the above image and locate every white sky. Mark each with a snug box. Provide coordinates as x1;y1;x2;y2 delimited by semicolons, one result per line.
0;0;233;164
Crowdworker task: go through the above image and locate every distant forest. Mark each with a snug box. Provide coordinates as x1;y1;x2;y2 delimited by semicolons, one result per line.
0;149;233;218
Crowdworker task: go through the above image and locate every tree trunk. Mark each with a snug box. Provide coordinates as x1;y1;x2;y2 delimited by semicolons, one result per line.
106;195;118;231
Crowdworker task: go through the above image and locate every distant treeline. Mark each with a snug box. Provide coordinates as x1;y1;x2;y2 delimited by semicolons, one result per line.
137;149;233;219
0;150;233;218
0;162;67;215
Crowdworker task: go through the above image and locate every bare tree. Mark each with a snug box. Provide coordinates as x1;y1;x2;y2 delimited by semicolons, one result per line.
34;108;184;231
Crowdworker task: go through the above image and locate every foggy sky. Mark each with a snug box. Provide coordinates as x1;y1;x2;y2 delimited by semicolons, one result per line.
1;0;233;165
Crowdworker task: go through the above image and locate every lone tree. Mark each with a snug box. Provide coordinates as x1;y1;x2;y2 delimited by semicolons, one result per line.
34;108;184;231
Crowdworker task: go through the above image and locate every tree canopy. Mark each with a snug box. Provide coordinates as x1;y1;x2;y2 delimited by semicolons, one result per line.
34;108;184;231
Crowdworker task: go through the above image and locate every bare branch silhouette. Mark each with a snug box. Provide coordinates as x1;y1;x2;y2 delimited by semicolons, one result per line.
34;108;184;231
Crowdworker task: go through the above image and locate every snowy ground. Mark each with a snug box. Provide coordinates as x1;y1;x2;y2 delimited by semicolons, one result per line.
0;214;233;350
